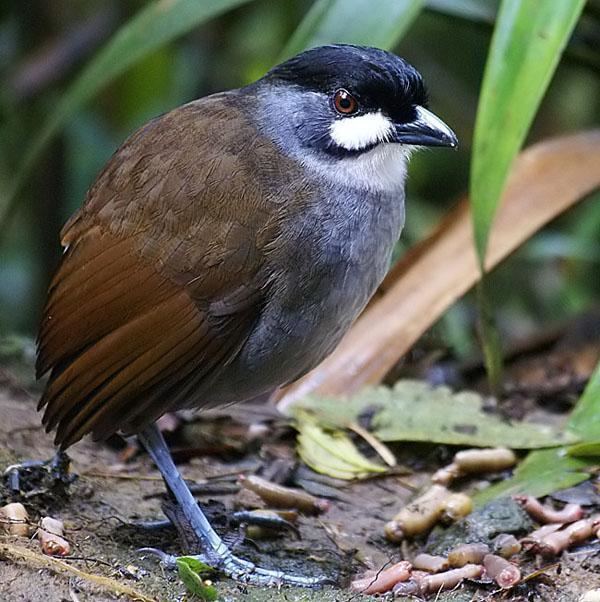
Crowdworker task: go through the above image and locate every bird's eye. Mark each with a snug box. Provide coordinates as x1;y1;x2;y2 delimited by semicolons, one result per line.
333;89;358;115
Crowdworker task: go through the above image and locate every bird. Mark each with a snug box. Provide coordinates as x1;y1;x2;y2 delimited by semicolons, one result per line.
36;44;457;586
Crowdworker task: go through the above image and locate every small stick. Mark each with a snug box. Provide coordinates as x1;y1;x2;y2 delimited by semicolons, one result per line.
348;421;396;467
0;543;156;602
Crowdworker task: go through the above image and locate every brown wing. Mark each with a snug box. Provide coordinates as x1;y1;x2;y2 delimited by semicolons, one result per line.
37;95;281;448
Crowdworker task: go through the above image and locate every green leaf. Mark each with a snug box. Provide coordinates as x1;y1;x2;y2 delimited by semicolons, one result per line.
177;556;214;574
476;360;600;503
476;279;504;394
567;441;600;458
0;0;252;233
176;557;217;601
426;0;498;24
474;447;591;505
470;0;586;264
292;380;574;449
567;359;600;441
295;411;387;480
281;0;424;59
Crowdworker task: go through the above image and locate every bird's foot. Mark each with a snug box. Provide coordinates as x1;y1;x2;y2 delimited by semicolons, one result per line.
136;425;332;588
3;450;76;495
139;547;332;587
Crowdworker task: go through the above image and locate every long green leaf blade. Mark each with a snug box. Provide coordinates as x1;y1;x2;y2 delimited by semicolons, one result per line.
0;0;252;233
474;447;590;505
281;0;424;58
470;0;585;264
476;359;600;503
568;359;600;441
426;0;498;24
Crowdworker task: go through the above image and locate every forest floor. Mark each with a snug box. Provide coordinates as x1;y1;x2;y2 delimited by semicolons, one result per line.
1;320;599;602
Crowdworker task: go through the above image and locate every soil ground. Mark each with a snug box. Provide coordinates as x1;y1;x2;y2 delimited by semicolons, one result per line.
1;376;599;601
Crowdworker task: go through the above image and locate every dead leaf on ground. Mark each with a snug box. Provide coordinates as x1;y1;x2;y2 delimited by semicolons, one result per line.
295;411;388;480
291;380;574;449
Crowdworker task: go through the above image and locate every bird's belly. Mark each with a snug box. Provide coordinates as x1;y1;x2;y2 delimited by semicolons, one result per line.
210;265;378;405
200;192;405;405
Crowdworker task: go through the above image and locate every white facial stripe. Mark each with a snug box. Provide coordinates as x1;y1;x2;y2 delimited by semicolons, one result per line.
329;112;394;151
301;143;411;193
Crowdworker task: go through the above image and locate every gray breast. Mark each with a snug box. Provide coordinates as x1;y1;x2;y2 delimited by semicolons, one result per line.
221;183;405;402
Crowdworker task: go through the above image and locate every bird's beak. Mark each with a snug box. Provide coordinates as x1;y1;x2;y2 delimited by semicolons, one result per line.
393;106;458;148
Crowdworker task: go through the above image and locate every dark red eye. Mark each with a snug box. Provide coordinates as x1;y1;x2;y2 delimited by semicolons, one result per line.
333;89;358;115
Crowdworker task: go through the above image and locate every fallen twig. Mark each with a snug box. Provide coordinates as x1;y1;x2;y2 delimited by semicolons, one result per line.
81;470;164;481
347;421;397;467
0;542;156;602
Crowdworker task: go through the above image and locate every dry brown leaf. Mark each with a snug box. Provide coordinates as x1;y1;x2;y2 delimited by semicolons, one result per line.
277;130;600;409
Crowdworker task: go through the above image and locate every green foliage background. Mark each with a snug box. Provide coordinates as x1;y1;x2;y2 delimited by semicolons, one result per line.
0;0;599;363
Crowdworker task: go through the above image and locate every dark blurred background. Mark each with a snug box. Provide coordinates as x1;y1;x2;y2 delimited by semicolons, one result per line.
1;0;599;361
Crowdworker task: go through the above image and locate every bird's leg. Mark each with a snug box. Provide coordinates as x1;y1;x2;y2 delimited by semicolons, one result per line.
3;449;75;493
138;423;328;587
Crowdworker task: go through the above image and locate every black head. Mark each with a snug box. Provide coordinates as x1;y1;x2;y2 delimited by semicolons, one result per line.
258;44;457;157
267;45;427;126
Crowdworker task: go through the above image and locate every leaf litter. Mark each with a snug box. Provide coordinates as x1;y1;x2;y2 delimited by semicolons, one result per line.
292;379;574;453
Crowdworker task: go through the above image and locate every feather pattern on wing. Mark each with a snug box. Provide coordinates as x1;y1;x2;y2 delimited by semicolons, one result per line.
36;94;282;447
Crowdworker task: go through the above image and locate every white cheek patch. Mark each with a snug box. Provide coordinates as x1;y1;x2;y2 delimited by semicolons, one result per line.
301;143;410;193
329;112;394;151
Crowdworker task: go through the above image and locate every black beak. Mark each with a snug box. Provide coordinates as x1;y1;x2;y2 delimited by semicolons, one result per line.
394;106;458;148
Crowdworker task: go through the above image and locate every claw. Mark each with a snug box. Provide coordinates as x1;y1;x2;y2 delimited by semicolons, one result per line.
137;547;179;568
138;425;333;588
130;518;173;531
139;547;332;587
3;451;75;494
4;460;45;492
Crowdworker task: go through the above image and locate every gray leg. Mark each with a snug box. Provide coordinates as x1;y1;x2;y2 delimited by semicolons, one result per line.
3;450;74;493
138;423;328;587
